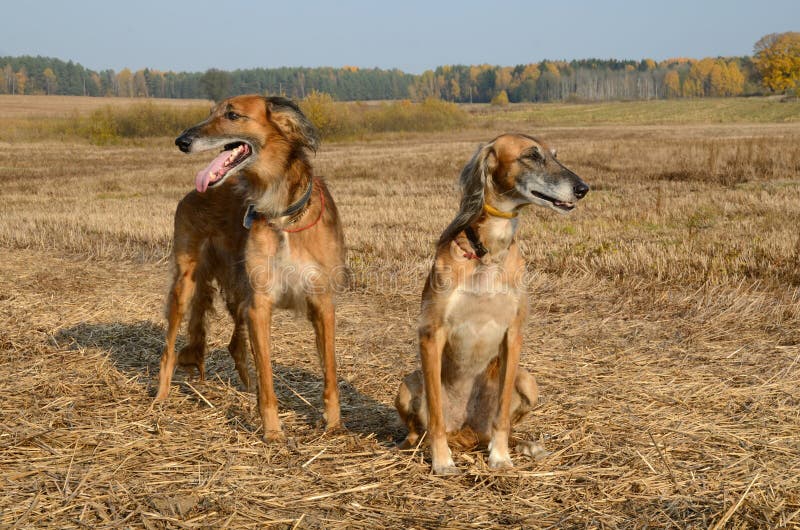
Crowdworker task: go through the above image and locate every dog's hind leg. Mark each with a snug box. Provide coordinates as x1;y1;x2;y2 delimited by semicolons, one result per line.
226;298;251;390
155;251;197;402
178;257;214;381
395;370;424;449
509;368;548;460
307;295;341;430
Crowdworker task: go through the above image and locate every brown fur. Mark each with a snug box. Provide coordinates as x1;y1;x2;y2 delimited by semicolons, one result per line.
395;134;589;474
154;95;346;441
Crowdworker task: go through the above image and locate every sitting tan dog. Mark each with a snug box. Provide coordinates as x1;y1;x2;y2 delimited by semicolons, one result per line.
395;134;589;474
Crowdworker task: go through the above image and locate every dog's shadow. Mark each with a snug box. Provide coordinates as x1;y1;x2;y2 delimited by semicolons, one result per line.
55;320;403;442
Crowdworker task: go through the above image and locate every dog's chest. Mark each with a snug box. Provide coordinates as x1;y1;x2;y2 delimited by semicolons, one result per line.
258;235;318;310
443;266;521;371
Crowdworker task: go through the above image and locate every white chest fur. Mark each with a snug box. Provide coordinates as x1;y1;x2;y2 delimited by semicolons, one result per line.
255;234;320;310
443;265;520;375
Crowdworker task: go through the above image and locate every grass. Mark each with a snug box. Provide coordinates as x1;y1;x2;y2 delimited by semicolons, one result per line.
3;94;800;144
0;94;211;118
0;96;799;528
473;97;800;126
300;92;468;140
0;94;468;144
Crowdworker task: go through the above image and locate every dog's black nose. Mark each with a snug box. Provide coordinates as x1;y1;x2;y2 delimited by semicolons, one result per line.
573;181;589;199
175;134;193;153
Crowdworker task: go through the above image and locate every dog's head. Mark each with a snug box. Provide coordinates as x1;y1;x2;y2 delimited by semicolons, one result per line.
463;133;589;214
441;134;588;243
175;95;319;193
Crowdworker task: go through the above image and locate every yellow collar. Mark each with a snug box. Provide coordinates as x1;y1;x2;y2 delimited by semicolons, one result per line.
483;203;518;219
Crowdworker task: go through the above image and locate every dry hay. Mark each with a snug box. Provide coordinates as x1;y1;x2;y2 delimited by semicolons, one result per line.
1;119;800;528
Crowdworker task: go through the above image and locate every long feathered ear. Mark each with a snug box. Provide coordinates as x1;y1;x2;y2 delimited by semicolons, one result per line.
439;142;497;244
263;96;320;153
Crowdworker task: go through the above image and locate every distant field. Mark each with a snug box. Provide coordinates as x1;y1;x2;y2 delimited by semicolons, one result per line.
474;97;800;126
1;96;799;141
0;95;211;119
1;97;799;527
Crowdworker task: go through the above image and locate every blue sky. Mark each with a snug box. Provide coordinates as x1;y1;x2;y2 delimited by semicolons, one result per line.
3;0;798;73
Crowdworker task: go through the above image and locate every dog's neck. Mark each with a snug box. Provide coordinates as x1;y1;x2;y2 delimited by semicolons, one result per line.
244;157;314;218
467;187;526;257
470;211;519;257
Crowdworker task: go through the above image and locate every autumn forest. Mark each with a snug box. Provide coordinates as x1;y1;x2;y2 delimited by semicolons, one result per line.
1;32;798;103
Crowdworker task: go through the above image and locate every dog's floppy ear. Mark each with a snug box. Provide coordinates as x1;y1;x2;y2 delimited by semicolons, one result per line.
459;142;496;199
439;141;497;244
263;96;320;153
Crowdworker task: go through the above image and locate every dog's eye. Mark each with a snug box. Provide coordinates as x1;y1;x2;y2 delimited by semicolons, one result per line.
226;111;241;121
526;148;544;162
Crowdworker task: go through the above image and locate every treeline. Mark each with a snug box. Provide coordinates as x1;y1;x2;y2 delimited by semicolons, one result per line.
0;55;765;103
413;58;757;103
0;56;413;100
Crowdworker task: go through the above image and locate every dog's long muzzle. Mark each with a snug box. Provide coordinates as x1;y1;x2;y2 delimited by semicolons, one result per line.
175;131;195;153
573;179;589;199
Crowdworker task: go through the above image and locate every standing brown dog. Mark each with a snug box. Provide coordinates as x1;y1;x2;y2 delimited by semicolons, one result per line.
155;96;346;440
395;134;589;474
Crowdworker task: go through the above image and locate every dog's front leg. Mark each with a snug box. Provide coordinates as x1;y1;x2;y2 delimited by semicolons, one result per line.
489;304;525;469
419;324;457;475
155;253;197;402
308;295;341;430
247;292;283;441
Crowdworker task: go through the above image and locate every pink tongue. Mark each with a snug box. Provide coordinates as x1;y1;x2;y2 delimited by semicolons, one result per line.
195;149;233;192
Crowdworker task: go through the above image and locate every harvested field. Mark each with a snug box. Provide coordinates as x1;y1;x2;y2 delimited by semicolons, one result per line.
0;95;211;119
1;97;799;528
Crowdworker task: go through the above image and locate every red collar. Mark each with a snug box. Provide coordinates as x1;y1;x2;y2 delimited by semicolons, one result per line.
282;187;325;233
454;226;487;260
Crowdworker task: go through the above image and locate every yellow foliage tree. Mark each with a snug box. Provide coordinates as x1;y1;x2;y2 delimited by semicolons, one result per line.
754;32;800;93
448;77;460;101
490;90;509;106
522;63;540;82
496;66;513;91
709;63;728;96
15;67;28;95
117;68;133;97
43;67;57;95
545;62;561;76
724;62;744;96
663;70;681;98
682;78;702;98
300;90;336;133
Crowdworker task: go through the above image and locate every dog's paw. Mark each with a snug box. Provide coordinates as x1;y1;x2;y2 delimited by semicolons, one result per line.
262;430;286;444
515;440;549;461
432;453;460;475
322;408;342;430
488;435;514;469
317;418;347;435
432;462;462;476
178;345;206;380
325;423;348;436
396;434;420;450
152;388;170;404
178;344;204;365
488;454;514;470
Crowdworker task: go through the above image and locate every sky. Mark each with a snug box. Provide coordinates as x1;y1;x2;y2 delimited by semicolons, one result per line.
3;0;798;73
